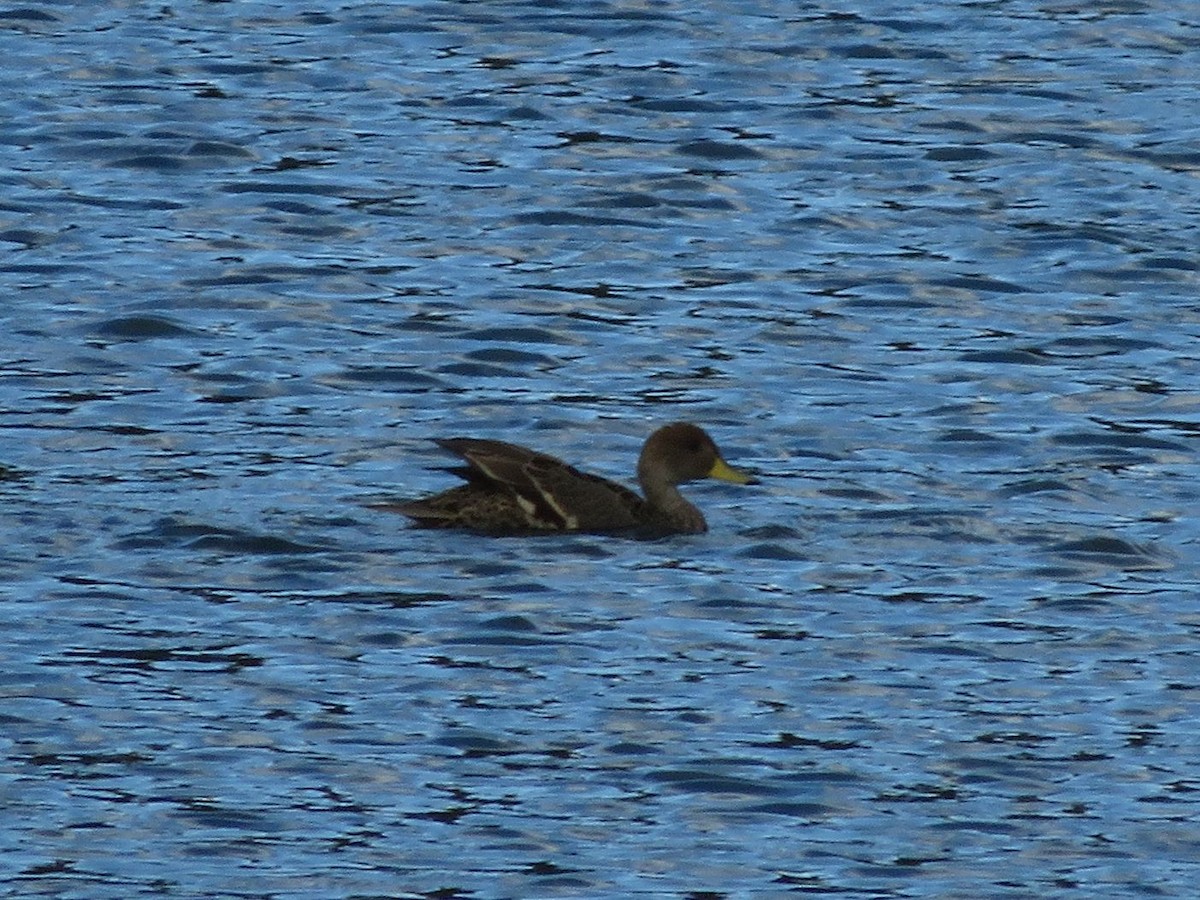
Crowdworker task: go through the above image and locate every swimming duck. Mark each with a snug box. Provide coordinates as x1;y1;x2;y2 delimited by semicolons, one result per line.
388;422;756;535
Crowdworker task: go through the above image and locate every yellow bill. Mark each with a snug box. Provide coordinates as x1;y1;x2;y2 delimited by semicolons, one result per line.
708;456;757;485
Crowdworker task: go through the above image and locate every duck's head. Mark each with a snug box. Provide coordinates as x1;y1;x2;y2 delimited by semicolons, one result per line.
638;422;757;487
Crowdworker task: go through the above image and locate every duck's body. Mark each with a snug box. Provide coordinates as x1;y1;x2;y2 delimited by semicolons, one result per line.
389;422;755;535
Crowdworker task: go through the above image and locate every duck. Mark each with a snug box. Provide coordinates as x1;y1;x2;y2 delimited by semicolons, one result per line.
386;422;756;535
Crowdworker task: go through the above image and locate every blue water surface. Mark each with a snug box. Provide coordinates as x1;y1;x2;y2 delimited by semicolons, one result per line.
2;1;1199;897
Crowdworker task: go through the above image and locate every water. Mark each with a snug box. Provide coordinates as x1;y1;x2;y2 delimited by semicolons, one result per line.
2;1;1199;897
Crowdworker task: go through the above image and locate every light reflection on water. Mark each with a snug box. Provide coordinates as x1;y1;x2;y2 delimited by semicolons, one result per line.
2;1;1199;897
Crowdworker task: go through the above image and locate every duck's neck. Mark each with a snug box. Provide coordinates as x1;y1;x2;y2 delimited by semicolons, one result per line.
640;478;707;534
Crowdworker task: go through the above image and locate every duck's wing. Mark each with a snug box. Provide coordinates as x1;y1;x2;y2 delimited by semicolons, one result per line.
437;437;647;531
436;438;557;487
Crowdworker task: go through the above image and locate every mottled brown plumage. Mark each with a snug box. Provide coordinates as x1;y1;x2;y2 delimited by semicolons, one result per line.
387;422;756;535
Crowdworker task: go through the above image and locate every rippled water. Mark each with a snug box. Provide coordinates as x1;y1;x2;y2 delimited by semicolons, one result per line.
3;2;1199;897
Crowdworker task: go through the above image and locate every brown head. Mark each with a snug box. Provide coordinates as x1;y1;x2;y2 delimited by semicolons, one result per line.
637;422;756;488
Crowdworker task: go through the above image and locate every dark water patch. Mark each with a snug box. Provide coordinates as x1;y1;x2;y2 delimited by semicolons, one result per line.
819;486;893;502
910;642;1003;663
1049;536;1153;559
99;423;162;437
306;589;460;608
323;365;443;389
443;631;559;649
1142;255;1199;272
836;42;905;60
511;209;658;228
927;818;1021;837
936;274;1027;294
479;614;540;632
676;138;765;161
54;644;264;674
957;348;1049;365
0;462;30;481
678;266;760;289
973;730;1057;748
0;261;89;276
438;360;526;378
876;781;960;803
743;800;837;819
261;156;336;173
857;506;987;536
460;326;570;344
646;769;776;796
114;518;321;555
388;310;463;333
466;347;560;367
485;581;552;596
0;7;60;22
219;180;361;197
1045;335;1160;356
1015;220;1130;248
740;524;804;541
186;140;256;159
604;741;660;756
738;542;806;561
937;428;1003;443
0;228;55;248
107;154;191;172
1129;145;1200;172
262;199;333;216
972;620;1076;640
841;294;938;311
89;315;199;341
198;61;279;78
995;478;1075;497
1126;417;1200;438
1005;130;1102;150
49;192;186;211
436;731;527;758
518;280;633;302
880;591;983;605
693;595;763;613
582;189;662;209
181;262;351;287
457;561;522;579
17;750;154;771
924;145;995;162
633;98;741;114
194;386;278;404
184;532;322;555
753;732;858;751
1051;429;1188;453
172;801;277;832
50;127;129;141
1025;586;1121;607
